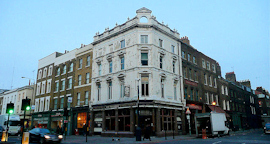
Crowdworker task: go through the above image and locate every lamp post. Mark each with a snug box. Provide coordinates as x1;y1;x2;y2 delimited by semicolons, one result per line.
212;101;216;113
135;78;141;141
186;107;191;135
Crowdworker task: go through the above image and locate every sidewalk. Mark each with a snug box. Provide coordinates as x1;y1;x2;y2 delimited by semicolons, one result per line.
61;134;197;144
61;129;262;144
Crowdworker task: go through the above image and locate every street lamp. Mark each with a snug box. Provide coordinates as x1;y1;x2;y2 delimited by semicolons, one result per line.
135;78;141;141
212;101;216;113
21;77;35;85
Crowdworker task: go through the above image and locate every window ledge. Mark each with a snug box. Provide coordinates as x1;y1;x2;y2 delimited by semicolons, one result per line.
56;75;59;77
85;65;90;68
52;110;57;111
61;73;66;75
60;90;65;92
58;109;63;111
78;68;82;70
68;71;73;73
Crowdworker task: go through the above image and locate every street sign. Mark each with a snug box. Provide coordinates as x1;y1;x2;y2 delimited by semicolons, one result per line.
68;97;72;103
64;120;68;123
185;107;191;115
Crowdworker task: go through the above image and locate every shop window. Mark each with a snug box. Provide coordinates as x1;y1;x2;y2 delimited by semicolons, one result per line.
105;110;115;131
77;112;87;128
118;109;130;131
160;109;175;131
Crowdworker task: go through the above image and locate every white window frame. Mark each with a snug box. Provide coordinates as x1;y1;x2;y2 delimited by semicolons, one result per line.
68;78;72;89
43;68;47;78
221;85;224;94
204;74;207;85
78;75;81;85
215;95;219;105
69;63;73;72
226;101;230;110
54;98;58;110
202;59;206;68
55;81;59;92
109;61;113;73
79;59;82;69
171;45;175;53
98;64;102;75
141;52;148;66
209;75;212;86
86;73;90;84
60;97;64;109
97;84;101;101
121;40;125;48
35;99;39;112
121;57;125;70
61;80;65;91
108;82;112;99
212;64;216;73
85;91;89;105
141;76;149;97
140;35;148;44
120;83;125;98
206;61;210;70
63;65;66;74
206;92;209;104
56;68;60;76
77;93;80;106
86;56;91;66
159;39;163;47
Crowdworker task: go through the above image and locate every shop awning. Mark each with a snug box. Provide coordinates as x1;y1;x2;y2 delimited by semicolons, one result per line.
208;105;230;117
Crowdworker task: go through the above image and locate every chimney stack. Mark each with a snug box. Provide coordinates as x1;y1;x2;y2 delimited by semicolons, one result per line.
181;36;190;45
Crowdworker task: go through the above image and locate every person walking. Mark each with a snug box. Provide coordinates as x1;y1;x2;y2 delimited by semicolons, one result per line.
143;124;151;141
56;125;60;134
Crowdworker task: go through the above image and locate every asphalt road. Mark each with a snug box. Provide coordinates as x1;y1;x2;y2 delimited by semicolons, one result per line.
5;130;270;144
163;130;270;144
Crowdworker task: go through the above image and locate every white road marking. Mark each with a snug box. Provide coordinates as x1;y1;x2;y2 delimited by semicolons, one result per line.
213;141;222;144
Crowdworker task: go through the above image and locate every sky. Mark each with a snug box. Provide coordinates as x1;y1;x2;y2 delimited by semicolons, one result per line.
0;0;269;91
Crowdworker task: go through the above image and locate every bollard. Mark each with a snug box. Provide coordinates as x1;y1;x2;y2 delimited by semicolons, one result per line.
173;129;174;139
165;129;167;140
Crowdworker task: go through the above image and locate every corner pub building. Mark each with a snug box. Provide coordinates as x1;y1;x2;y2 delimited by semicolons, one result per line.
89;8;186;137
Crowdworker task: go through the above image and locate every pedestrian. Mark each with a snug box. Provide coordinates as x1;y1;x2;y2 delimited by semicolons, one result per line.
56;125;60;134
83;123;86;136
143;124;151;141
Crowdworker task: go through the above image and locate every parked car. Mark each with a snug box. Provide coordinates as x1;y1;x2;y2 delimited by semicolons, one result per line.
264;122;270;134
29;128;63;143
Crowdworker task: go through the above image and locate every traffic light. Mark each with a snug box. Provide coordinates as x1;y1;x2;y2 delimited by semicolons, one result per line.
21;98;31;111
6;103;14;114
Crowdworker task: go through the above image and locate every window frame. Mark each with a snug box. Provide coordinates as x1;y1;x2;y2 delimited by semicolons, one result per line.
141;52;148;66
78;75;82;86
77;93;80;106
86;56;91;66
121;40;125;48
140;35;148;44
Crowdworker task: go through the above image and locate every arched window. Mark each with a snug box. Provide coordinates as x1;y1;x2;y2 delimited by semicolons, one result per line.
63;65;66;74
69;63;73;72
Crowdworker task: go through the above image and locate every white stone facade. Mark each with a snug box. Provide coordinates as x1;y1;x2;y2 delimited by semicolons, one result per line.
91;8;184;107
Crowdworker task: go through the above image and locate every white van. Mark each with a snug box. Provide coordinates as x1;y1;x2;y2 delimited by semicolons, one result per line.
0;115;21;135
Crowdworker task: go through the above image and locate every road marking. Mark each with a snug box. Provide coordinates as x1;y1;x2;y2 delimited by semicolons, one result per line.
213;141;222;144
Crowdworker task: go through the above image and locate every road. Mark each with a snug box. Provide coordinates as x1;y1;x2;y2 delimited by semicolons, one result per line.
162;130;270;144
5;129;270;144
